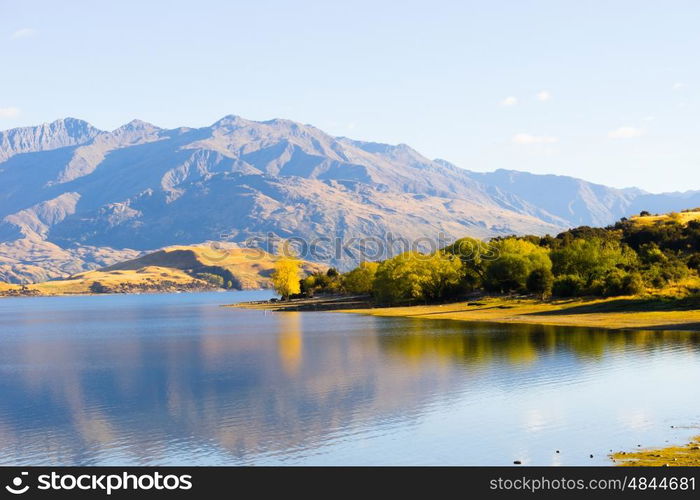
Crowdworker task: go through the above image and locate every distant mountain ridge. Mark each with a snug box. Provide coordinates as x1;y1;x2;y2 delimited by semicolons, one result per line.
0;115;698;283
467;168;700;227
0;117;100;162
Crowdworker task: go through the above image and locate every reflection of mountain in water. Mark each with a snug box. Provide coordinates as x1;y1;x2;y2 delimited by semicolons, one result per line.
0;298;699;465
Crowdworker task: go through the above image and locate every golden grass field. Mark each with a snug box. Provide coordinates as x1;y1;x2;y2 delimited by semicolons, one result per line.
341;294;700;332
104;244;325;289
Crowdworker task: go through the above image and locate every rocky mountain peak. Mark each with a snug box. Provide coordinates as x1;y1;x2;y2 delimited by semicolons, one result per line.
0;117;100;161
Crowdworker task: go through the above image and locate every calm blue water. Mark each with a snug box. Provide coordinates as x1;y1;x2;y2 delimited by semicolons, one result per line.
0;291;699;465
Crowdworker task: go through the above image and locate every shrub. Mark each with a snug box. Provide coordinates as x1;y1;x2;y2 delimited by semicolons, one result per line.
300;270;342;297
688;253;700;271
89;281;110;294
194;272;225;288
601;269;626;296
526;267;554;299
552;275;585;297
622;272;645;295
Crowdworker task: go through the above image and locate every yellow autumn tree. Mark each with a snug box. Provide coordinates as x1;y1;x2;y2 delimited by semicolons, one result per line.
271;253;302;300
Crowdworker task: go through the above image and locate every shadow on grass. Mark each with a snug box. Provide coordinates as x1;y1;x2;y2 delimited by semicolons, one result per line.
527;295;700;316
645;322;700;331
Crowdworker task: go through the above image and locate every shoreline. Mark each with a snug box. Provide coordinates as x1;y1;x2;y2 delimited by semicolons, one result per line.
228;295;373;311
232;295;700;332
612;437;700;466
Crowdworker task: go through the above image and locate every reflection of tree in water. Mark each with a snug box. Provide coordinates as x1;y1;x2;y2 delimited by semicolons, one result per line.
378;318;700;365
277;312;303;376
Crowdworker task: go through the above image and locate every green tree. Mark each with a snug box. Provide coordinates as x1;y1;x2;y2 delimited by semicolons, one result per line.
551;237;638;286
484;238;552;293
422;252;464;300
373;251;462;304
373;252;424;304
342;261;379;295
442;237;496;290
485;255;529;293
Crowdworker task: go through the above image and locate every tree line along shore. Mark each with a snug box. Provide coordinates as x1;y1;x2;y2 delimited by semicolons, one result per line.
252;209;700;332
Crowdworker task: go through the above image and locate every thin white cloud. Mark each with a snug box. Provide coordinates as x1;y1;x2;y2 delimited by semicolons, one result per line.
500;96;518;107
10;28;37;39
512;133;558;145
672;82;686;91
608;126;643;139
0;107;21;118
536;90;551;101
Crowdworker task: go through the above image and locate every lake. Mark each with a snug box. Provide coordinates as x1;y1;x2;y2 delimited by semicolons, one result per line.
0;291;698;466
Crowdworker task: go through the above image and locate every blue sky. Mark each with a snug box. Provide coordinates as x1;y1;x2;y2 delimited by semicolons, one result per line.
1;0;698;192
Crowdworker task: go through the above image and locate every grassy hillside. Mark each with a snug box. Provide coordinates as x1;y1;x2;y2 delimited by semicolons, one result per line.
0;266;212;296
105;244;326;288
629;208;700;227
0;244;326;296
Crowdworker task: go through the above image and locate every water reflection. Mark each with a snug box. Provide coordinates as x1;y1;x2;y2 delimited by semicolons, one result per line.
278;313;303;375
0;293;699;465
380;319;700;364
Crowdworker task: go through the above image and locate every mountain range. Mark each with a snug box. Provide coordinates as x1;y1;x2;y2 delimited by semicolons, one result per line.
1;115;699;283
